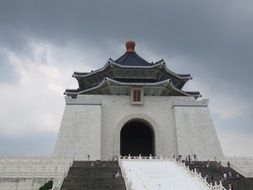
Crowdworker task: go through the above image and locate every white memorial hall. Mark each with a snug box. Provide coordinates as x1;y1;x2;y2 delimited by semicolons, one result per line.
53;40;223;161
0;41;252;190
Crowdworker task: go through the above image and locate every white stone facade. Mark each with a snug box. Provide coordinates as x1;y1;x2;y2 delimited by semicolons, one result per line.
53;104;101;160
53;94;224;161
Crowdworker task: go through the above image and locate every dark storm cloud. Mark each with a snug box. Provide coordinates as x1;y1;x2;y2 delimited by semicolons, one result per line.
1;0;252;113
0;0;253;154
0;0;252;103
1;0;252;83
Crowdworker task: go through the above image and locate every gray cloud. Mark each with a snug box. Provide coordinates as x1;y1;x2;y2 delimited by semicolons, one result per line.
0;51;18;83
0;0;253;155
0;132;57;155
1;0;252;81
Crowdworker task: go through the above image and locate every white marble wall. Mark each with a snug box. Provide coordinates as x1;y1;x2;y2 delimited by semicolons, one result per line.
173;101;224;161
53;104;102;160
53;95;224;161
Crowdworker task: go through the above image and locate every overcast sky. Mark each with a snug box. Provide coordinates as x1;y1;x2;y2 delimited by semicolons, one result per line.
0;0;253;156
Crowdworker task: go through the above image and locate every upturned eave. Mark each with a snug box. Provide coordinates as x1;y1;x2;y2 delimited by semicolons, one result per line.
65;77;200;99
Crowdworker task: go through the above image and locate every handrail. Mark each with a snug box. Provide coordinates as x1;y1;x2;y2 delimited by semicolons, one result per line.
52;158;74;190
118;158;132;190
0;171;64;178
224;156;253;160
176;161;226;190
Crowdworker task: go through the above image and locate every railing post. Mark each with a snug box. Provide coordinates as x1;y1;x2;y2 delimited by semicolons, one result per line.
129;181;132;190
219;180;223;189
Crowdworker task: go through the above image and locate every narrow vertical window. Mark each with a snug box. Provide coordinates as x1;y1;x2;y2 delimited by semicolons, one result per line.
133;89;141;102
131;88;143;105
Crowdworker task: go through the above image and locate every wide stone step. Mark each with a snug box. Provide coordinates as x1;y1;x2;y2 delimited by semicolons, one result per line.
61;183;126;189
188;161;253;190
60;161;126;190
69;167;121;172
67;170;122;178
63;177;125;184
61;185;126;190
72;161;119;168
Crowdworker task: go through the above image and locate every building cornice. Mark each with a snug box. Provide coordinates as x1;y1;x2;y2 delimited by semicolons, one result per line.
65;77;200;98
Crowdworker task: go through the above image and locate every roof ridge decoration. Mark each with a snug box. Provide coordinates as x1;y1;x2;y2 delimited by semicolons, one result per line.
126;40;135;52
114;40;152;66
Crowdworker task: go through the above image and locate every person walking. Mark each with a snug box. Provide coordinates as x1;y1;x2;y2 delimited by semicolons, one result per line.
223;172;227;181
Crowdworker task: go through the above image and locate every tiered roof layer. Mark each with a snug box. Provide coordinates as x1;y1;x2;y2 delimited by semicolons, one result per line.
65;41;201;99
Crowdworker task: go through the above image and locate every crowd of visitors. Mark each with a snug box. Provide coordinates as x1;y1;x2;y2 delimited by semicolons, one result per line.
179;155;239;190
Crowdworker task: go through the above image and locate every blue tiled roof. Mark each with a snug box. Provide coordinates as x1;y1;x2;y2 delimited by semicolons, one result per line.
115;52;151;66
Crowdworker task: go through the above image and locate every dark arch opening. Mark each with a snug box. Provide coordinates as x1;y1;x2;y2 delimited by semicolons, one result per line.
120;120;155;156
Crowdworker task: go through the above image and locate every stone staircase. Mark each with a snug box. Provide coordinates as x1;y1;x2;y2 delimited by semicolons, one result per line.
187;161;253;190
60;161;126;190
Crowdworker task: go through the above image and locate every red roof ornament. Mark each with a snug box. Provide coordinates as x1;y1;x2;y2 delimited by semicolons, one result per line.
126;40;135;52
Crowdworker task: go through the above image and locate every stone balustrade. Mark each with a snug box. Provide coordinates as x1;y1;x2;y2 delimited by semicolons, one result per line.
0;156;73;190
0;156;71;178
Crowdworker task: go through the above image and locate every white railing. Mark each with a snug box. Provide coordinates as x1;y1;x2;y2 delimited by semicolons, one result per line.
0;171;64;178
176;161;226;190
52;158;74;190
0;165;71;178
0;156;73;190
118;157;130;190
0;155;72;160
225;156;253;161
118;155;226;190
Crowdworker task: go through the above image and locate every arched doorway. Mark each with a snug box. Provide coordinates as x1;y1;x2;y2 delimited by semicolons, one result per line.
120;119;155;156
